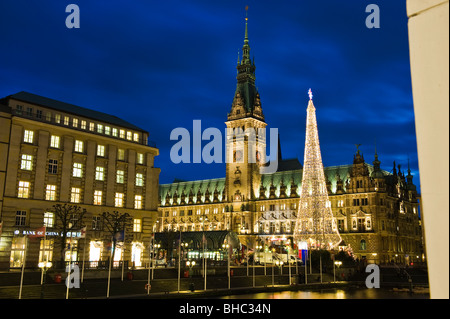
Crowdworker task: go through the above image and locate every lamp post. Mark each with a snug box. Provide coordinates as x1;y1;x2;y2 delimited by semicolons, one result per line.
334;260;342;282
275;260;284;285
255;244;262;287
38;261;52;299
271;248;275;287
222;242;230;289
286;245;292;285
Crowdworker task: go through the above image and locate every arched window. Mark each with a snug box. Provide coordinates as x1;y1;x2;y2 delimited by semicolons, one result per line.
360;239;367;250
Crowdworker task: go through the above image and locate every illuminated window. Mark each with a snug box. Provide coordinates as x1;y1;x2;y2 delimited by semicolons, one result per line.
117;149;125;161
115;193;124;207
126;131;132;140
23;130;34;143
74;140;84;153
18;181;30;198
95;166;104;181
97;144;105;157
81;120;86;130
20;154;33;170
133;133;139;142
44;212;54;228
93;190;102;205
137;153;144;164
45;112;52;121
70;187;81;203
133;218;142;232
116;170;124;183
64;116;69;125
136;173;144;187
73;118;78;128
119;129;125;139
50;135;60;148
97;124;103;134
45;184;57;201
89;123;95;131
112;128;118;137
55;114;61;124
134;195;143;210
105;126;111;135
72;163;83;178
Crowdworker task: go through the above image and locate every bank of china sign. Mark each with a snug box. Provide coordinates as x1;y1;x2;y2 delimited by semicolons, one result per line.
14;229;82;237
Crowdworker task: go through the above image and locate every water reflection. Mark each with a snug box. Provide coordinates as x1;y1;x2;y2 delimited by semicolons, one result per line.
219;288;429;299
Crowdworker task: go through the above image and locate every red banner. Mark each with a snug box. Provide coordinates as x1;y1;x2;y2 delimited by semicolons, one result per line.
29;226;46;238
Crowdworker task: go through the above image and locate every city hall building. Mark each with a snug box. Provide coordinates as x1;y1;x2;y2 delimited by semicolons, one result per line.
0;92;160;270
157;18;424;266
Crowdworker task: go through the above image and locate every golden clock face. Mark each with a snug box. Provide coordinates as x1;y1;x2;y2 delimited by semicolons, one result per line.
233;150;243;162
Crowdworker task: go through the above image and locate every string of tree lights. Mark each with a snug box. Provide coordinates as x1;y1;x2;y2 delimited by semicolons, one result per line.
293;89;342;250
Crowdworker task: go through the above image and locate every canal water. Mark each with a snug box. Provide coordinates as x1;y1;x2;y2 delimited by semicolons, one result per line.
218;287;430;299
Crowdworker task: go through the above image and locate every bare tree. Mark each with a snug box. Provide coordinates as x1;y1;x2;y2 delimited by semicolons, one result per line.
101;211;132;263
47;204;87;264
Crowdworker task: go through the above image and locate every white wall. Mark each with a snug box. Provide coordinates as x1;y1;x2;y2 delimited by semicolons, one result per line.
407;0;449;299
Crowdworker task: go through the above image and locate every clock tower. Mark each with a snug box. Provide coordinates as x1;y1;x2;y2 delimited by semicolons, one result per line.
225;12;266;235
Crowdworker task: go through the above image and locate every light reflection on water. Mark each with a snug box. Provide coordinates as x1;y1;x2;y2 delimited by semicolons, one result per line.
219;288;429;299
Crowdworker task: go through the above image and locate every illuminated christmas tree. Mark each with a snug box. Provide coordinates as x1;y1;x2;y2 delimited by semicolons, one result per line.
293;89;341;249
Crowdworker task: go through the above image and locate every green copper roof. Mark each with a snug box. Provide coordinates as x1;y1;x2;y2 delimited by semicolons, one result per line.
160;177;226;206
159;163;391;205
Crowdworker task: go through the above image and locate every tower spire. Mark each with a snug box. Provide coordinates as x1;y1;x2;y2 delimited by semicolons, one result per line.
242;6;251;65
229;6;262;121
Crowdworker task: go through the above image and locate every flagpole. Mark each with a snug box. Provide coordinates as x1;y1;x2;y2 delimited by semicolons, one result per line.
204;232;207;291
227;234;230;290
246;245;249;276
18;236;28;299
107;236;113;298
178;229;181;293
320;253;323;283
147;232;152;295
40;227;47;285
288;247;292;285
151;234;155;280
81;230;87;283
121;229;125;282
65;234;73;299
252;247;255;287
305;248;308;284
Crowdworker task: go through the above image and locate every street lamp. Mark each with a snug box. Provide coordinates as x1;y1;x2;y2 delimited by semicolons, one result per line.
38;261;52;299
222;243;230;289
334;260;342;282
275;260;284;285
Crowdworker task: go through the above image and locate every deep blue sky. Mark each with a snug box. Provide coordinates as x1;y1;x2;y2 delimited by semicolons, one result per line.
0;1;420;188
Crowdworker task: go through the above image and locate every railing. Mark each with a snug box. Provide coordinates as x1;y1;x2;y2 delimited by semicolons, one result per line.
50;260;129;270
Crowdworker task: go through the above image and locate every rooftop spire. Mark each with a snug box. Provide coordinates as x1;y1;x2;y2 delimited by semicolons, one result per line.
241;6;251;65
230;5;260;119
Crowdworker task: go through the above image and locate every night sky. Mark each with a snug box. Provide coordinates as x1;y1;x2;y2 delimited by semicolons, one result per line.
0;1;420;188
